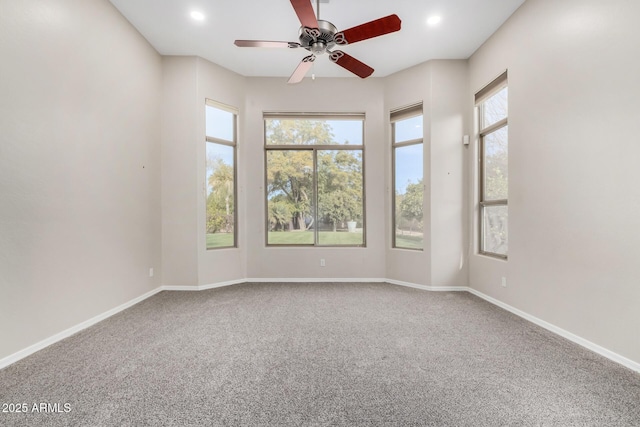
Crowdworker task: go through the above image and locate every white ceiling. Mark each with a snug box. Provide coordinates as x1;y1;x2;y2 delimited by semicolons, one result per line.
109;0;525;79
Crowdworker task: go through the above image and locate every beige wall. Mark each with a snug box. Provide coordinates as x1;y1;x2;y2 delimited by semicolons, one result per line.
160;56;247;287
429;61;469;287
468;0;640;364
160;56;198;286
243;78;388;280
196;58;247;285
385;60;469;286
0;0;162;360
384;63;433;285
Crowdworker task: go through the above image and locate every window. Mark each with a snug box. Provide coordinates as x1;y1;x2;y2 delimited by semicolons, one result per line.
476;71;508;258
264;114;365;246
391;104;424;250
205;100;237;249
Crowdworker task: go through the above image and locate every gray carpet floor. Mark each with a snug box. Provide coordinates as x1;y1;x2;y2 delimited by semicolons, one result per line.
1;282;639;426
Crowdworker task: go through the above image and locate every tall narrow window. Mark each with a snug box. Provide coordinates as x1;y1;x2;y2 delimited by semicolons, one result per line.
205;100;237;249
264;114;365;247
391;104;424;250
476;71;508;258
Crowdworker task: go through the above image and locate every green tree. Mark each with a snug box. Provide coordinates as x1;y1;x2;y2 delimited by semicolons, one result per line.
206;157;234;233
399;179;423;233
317;150;362;231
484;127;508;201
268;199;292;231
266;119;334;146
265;119;363;236
482;89;508;201
395;191;406;232
267;119;333;231
266;150;314;231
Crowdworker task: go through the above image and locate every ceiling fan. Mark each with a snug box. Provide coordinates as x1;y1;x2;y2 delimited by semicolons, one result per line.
234;0;401;84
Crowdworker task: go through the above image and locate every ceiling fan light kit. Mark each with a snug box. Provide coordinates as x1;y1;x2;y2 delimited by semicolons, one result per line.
234;0;401;84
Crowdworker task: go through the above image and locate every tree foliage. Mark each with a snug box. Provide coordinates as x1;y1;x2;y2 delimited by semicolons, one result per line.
398;179;423;233
266;150;313;231
266;119;363;233
482;88;508;201
206;156;234;234
484;129;508;201
480;87;508;253
318;150;362;231
266;119;334;146
268;200;292;231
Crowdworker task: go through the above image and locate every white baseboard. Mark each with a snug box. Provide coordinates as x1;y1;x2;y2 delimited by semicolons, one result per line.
0;287;163;371
160;285;201;291
245;277;387;283
385;279;468;292
161;278;246;292
467;288;640;373
3;279;638;374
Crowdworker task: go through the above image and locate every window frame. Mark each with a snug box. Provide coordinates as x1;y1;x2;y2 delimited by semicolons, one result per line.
391;103;424;251
205;99;238;250
263;113;366;247
476;72;508;259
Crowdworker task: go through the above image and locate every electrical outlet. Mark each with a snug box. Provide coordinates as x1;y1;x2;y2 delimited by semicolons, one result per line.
501;277;507;287
320;259;326;267
149;268;154;278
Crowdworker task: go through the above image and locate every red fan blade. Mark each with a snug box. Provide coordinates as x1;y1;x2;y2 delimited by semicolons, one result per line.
335;14;401;45
235;40;300;48
288;55;315;84
329;51;374;79
290;0;318;29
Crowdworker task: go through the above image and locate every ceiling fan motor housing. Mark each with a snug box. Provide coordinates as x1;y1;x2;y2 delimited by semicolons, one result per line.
299;20;341;55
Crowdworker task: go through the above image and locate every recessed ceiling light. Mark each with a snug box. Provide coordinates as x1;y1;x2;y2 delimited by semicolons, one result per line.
427;16;442;26
190;11;205;21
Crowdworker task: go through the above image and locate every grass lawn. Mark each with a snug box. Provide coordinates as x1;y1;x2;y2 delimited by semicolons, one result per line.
207;233;234;249
268;231;363;246
210;231;418;248
395;233;424;250
207;231;365;247
318;231;364;245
